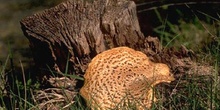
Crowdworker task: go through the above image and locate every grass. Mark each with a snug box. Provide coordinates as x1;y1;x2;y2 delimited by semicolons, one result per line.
151;4;220;110
0;2;220;110
156;75;219;109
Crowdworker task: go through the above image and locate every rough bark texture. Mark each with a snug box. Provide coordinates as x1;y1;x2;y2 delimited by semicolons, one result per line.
20;0;216;109
20;0;145;77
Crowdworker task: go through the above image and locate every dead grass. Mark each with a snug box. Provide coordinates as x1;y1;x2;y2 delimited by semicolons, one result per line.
0;1;220;110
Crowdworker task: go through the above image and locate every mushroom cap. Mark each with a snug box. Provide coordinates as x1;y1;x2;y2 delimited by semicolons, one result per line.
80;47;175;110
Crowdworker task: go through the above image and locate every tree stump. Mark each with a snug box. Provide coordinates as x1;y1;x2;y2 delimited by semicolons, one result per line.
20;0;214;109
20;0;145;78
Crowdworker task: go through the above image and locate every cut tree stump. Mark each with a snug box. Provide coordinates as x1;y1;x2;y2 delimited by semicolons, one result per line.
20;0;145;78
20;0;215;109
20;0;196;88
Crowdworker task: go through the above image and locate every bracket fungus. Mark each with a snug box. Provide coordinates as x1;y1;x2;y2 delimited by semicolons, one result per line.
80;47;175;110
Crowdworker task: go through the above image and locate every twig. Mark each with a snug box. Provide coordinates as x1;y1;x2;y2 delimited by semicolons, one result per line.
20;60;27;110
137;1;220;13
62;101;75;109
185;4;218;40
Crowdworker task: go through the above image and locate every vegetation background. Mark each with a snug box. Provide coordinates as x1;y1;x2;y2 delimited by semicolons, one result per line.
0;0;64;68
0;0;219;109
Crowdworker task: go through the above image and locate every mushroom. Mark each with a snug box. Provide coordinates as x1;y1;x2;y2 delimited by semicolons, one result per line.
80;47;175;110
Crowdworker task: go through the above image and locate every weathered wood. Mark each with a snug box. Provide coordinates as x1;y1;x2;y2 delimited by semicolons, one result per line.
20;0;145;76
20;1;213;109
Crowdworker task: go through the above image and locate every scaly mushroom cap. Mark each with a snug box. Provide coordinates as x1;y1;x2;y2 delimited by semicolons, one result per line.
80;47;175;110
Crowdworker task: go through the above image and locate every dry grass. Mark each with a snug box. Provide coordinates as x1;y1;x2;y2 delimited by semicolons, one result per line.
0;1;220;110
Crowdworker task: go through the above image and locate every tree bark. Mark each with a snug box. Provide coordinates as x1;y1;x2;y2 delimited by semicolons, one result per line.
20;0;145;77
20;0;214;109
